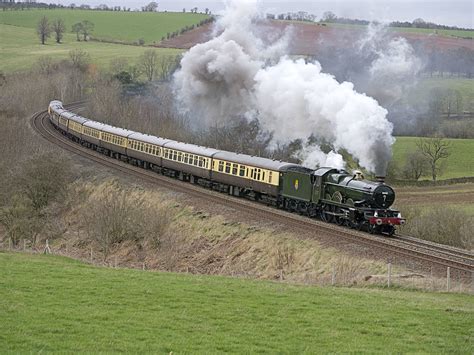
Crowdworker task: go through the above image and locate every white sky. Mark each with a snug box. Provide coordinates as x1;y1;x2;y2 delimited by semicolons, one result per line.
55;0;473;28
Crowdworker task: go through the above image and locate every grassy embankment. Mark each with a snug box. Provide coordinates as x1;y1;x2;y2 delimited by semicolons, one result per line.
0;24;183;72
0;252;472;352
0;9;209;43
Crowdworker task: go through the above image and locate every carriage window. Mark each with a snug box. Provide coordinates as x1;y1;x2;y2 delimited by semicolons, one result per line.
225;162;231;174
194;156;198;165
164;149;169;159
232;164;238;175
256;169;261;181
269;172;273;183
239;166;246;177
199;158;204;167
178;152;183;161
262;171;265;181
218;161;224;172
183;154;188;163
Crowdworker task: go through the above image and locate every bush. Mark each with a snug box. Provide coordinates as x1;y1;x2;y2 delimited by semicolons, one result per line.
400;206;473;249
81;181;170;260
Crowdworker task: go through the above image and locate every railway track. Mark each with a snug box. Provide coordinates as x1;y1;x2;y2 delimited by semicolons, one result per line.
31;105;474;274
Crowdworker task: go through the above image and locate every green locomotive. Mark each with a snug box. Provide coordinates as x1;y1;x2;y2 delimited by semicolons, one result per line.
279;167;404;235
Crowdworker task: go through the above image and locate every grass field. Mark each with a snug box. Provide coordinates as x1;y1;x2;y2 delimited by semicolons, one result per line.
392;137;474;179
0;252;472;352
407;77;474;112
322;22;474;39
0;24;182;72
0;9;209;43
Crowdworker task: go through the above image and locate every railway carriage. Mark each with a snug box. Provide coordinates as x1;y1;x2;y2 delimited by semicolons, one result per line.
99;125;135;156
161;141;218;180
48;100;64;126
82;121;106;148
127;133;171;169
211;151;299;197
67;114;88;142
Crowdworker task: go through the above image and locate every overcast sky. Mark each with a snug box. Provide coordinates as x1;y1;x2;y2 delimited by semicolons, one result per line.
59;0;473;28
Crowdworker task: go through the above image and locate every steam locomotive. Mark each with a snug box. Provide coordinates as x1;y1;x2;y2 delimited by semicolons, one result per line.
48;100;405;235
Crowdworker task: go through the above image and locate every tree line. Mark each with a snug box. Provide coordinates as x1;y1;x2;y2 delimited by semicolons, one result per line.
36;16;94;44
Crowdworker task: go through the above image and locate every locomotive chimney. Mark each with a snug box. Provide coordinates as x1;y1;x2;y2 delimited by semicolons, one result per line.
375;176;385;184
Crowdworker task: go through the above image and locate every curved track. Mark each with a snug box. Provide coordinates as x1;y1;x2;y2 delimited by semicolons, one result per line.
32;106;474;274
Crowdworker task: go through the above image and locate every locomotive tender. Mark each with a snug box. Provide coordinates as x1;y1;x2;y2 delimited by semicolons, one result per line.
48;100;405;235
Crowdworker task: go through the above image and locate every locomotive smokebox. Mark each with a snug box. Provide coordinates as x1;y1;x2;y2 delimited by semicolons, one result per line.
375;176;385;184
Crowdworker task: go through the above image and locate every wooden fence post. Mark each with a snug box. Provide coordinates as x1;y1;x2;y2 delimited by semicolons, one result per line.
331;266;336;286
387;263;391;287
446;267;451;292
23;239;27;251
142;262;146;271
90;247;93;263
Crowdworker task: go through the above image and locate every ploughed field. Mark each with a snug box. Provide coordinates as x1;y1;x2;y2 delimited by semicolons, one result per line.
0;252;472;353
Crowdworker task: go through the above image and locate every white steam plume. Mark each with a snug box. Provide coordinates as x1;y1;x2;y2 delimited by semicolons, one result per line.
359;23;423;105
173;0;396;175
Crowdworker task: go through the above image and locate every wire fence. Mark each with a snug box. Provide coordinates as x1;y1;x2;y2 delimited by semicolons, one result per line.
1;238;473;294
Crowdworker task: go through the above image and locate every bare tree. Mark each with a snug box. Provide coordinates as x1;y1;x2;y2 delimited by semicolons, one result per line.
80;20;94;41
142;1;158;12
416;136;451;181
159;55;180;81
140;49;159;81
72;22;83;41
402;151;428;180
52;18;66;43
69;48;90;71
36;16;51;45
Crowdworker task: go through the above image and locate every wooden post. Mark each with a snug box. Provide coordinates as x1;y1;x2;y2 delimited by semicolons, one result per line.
8;238;12;251
23;239;27;251
90;247;93;263
280;269;283;281
447;267;451;292
43;239;51;254
142;262;146;271
114;256;117;269
387;263;391;288
430;267;434;290
331;266;336;286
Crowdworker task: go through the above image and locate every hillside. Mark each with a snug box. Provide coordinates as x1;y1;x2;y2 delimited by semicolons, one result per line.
0;24;182;72
1;252;472;352
0;9;209;44
392;137;474;179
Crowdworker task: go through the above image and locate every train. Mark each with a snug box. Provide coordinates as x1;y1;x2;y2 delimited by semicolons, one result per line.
48;100;405;235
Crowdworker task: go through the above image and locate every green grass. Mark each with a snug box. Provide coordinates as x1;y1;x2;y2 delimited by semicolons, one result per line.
0;9;209;43
0;24;182;72
0;252;473;352
392;137;474;179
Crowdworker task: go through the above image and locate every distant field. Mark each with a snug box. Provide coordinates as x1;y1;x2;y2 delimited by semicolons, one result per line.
322;22;474;39
405;77;474;113
0;9;209;43
0;252;472;353
392;137;474;179
0;24;182;72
